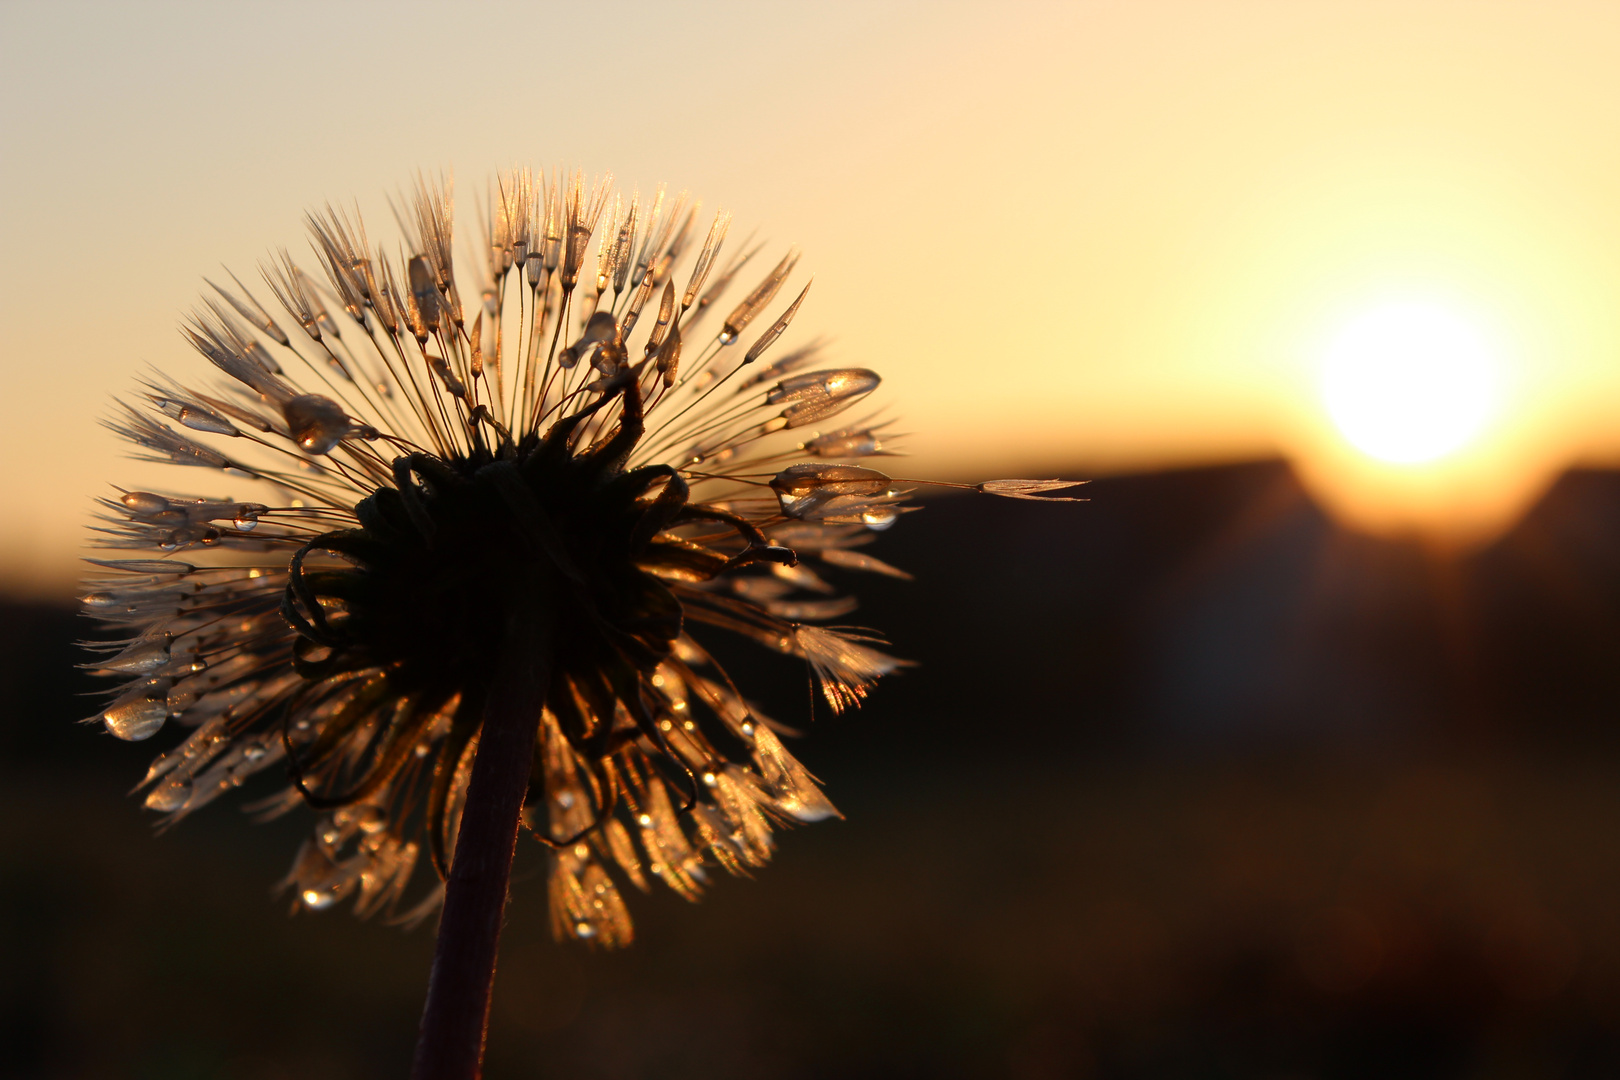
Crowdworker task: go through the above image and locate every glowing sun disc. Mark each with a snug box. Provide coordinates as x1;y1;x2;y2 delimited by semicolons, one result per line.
1321;301;1501;464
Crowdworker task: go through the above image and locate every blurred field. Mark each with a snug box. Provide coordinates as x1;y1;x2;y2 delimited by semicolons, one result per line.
7;461;1620;1079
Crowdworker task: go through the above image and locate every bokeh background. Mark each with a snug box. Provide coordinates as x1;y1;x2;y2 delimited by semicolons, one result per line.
7;1;1620;1077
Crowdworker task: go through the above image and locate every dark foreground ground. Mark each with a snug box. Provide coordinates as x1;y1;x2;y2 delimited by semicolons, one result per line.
8;460;1620;1079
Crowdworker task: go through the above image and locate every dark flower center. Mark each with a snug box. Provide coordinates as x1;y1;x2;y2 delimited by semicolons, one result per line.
285;442;682;704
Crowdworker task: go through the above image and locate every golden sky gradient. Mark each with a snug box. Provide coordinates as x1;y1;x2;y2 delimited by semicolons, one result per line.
5;1;1620;596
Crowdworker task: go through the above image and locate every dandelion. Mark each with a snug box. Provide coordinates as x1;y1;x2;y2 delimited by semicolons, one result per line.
82;166;1083;1078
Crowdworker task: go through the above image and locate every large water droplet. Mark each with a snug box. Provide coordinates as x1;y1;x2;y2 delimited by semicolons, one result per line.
282;395;351;454
104;697;168;740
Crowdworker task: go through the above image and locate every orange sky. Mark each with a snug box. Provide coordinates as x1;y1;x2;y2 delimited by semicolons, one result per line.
5;1;1620;597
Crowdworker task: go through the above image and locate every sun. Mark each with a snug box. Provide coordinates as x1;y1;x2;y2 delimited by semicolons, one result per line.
1320;301;1502;464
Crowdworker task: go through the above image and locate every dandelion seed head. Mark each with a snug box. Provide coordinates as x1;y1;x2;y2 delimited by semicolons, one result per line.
83;166;915;945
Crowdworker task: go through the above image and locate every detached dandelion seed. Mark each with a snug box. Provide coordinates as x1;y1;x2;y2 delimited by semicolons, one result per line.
81;166;1084;1078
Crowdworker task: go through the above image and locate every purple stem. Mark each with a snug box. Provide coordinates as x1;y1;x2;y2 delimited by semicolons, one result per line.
411;612;551;1080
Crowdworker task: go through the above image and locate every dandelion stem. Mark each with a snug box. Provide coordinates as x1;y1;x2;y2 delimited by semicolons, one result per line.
411;595;552;1080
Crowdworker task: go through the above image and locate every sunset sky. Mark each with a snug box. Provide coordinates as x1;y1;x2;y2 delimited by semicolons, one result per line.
5;0;1620;595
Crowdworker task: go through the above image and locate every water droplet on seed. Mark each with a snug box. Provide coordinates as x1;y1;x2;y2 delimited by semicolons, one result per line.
144;779;191;812
104;697;168;740
355;806;387;834
121;492;169;515
861;507;899;530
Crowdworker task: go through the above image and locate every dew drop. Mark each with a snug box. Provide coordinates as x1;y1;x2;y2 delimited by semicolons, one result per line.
301;888;337;910
556;791;575;809
99;638;171;675
144;778;191;812
355;805;387;834
638;814;653;827
861;507;899;530
121;492;169;515
104;697;168;741
574;921;596;938
702;772;718;787
282;394;351;454
178;406;237;436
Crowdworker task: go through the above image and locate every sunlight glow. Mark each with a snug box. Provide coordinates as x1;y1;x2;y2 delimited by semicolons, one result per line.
1321;302;1502;464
